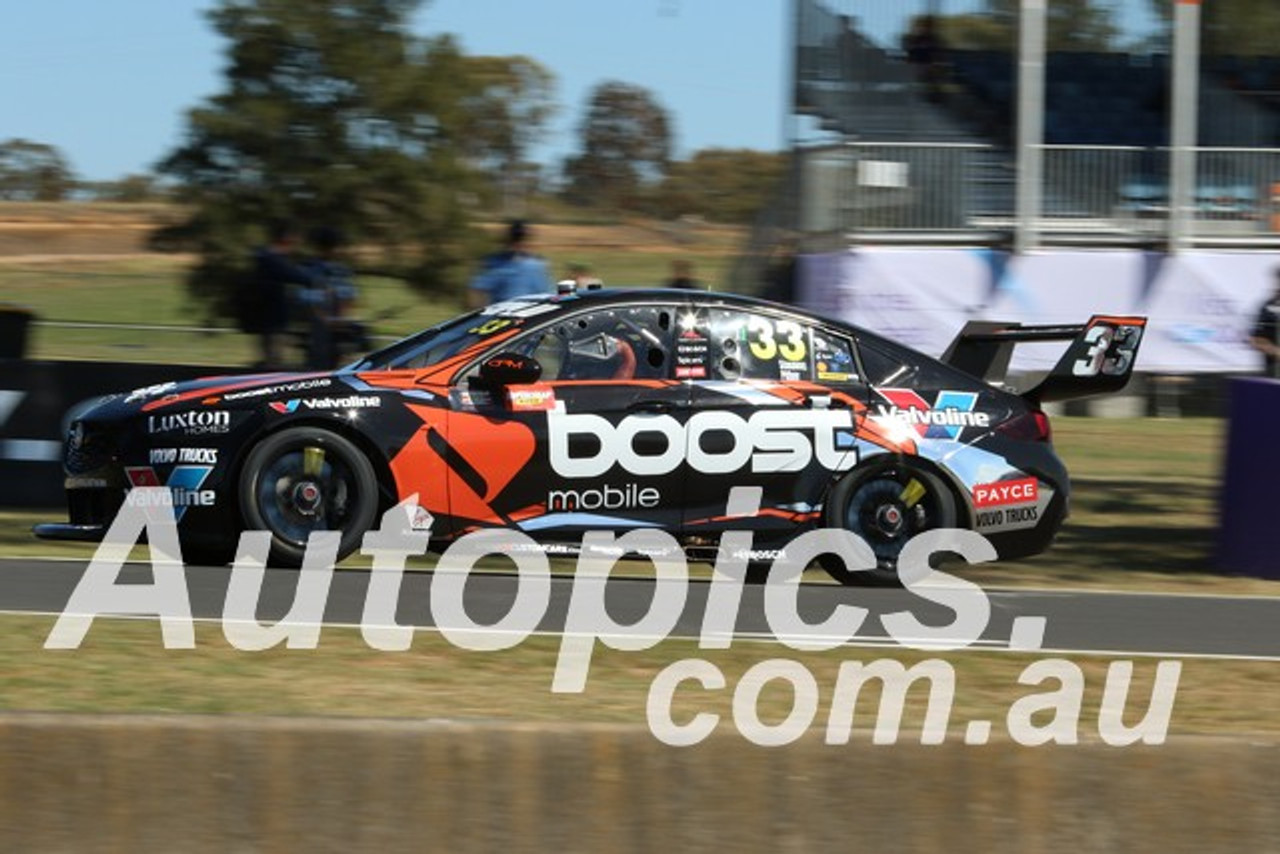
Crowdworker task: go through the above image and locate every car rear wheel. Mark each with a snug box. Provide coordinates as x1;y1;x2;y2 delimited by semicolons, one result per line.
821;460;957;586
238;426;379;568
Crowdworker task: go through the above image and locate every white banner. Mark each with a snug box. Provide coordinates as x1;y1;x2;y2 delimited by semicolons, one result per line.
797;247;1280;375
1138;252;1275;373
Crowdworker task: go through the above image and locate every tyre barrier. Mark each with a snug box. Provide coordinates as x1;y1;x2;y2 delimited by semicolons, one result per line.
0;359;246;507
0;714;1275;854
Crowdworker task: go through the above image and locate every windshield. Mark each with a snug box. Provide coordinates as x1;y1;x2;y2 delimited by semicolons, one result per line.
347;297;563;371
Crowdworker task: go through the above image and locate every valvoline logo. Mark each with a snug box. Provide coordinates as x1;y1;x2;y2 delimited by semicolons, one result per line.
875;389;990;439
124;465;215;521
269;400;301;414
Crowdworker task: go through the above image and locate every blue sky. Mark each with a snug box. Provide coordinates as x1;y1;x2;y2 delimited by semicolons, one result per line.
1;0;793;182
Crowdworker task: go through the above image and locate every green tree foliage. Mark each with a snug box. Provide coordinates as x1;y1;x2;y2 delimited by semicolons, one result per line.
457;55;556;212
0;139;74;201
563;81;672;210
941;0;1119;52
1199;0;1280;57
85;174;167;203
655;148;786;224
155;0;502;317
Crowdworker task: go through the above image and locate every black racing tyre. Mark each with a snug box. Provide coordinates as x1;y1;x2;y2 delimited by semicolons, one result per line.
821;460;957;586
238;426;379;568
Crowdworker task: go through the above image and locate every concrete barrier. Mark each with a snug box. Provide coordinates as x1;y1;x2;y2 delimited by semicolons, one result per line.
0;715;1275;853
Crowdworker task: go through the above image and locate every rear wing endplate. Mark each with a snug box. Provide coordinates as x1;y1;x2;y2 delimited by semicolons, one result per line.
941;315;1147;404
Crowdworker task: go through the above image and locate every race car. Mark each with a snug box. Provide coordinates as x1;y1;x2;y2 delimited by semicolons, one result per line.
35;288;1145;584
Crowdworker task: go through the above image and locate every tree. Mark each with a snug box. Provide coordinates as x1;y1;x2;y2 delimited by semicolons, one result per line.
85;173;167;203
0;139;74;201
656;148;787;224
457;55;556;213
155;0;489;319
941;1;1119;52
1199;0;1280;57
563;81;672;210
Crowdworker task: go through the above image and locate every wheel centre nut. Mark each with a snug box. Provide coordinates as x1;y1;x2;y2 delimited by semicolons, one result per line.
877;504;904;533
293;481;322;514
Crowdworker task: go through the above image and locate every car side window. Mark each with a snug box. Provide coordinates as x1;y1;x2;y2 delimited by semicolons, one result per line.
856;337;917;387
705;308;816;382
467;305;676;383
812;327;858;383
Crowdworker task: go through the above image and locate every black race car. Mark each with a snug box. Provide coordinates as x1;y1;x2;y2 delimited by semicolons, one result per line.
36;289;1144;584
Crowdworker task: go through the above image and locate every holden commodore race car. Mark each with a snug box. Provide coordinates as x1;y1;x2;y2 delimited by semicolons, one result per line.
35;289;1145;584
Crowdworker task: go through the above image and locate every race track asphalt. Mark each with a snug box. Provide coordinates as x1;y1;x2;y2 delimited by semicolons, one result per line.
2;557;1278;660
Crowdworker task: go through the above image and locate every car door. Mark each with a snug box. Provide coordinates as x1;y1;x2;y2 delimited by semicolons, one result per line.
444;301;688;539
678;305;864;538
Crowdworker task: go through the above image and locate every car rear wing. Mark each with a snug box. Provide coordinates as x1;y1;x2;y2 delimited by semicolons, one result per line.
941;315;1147;404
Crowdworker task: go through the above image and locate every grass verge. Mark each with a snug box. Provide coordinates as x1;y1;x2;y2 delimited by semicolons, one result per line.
5;614;1276;736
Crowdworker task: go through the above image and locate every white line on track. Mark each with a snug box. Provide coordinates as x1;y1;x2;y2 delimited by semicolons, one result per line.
6;609;1280;663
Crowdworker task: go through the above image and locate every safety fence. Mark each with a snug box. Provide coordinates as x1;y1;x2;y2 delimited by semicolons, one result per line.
796;142;1280;247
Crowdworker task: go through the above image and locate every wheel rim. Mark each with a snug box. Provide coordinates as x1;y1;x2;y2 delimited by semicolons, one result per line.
254;445;361;549
844;471;946;564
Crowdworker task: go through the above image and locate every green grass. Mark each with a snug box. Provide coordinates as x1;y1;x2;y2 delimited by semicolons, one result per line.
4;615;1277;736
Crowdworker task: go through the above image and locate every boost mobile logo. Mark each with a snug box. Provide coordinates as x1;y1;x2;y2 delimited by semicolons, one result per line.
547;403;858;478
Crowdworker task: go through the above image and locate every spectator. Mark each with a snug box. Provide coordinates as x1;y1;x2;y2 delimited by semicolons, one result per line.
1249;270;1280;378
665;259;700;290
300;226;369;369
467;220;552;308
246;219;314;369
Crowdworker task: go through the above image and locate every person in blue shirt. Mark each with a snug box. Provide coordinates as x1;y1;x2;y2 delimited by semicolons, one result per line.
467;220;552;308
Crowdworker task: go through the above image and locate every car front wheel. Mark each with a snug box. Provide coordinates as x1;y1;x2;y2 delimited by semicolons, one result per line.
238;426;379;568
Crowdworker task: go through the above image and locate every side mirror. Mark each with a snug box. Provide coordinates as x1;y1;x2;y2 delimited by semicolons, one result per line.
475;352;542;389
